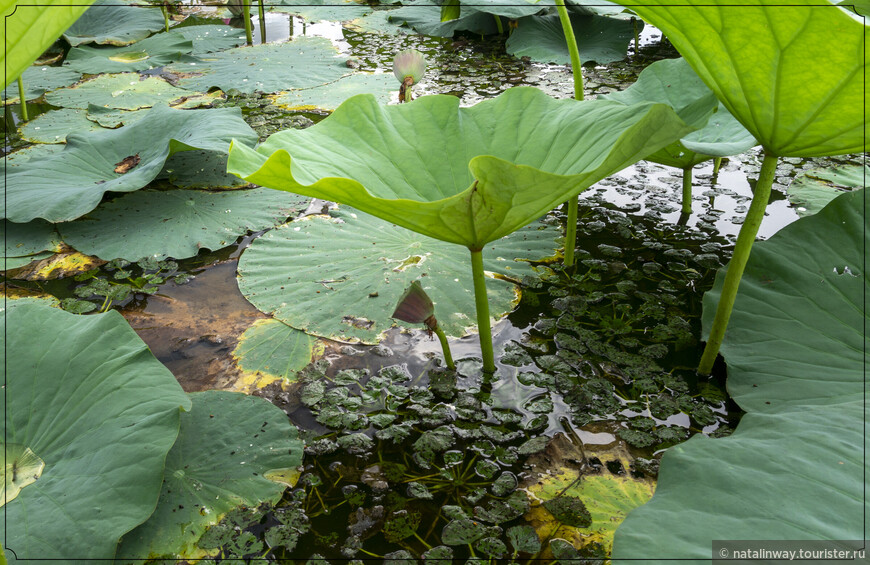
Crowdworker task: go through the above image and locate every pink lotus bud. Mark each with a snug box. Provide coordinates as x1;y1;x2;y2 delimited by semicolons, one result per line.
392;49;427;86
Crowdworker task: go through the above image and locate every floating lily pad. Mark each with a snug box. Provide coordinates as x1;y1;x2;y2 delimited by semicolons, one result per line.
157;149;250;189
1;144;63;166
3;252;56;271
3;104;258;223
45;73;194;110
6;248;105;281
228;87;692;250
506;12;637;65
1;65;81;104
62;0;166;46
85;103;149;128
169;24;246;55
462;0;544;19
614;191;867;559
59;187;308;261
787;164;867;217
231;319;317;388
116;390;304;562
388;0;498;36
345;9;404;35
165;37;349;94
270;72;396;111
19;108;103;143
1;302;190;562
269;0;373;22
4;219;62;258
237;208;558;343
65;33;195;74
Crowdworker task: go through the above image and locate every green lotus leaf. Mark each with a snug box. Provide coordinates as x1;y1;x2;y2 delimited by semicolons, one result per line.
19;108;103;144
787;164;867;217
169;24;246;55
62;0;165;46
269;0;374;22
270;72;397;111
1;65;81;104
1;0;93;89
4;219;63;258
1;143;63;167
237;207;558;343
60;187;307;261
613;190;867;560
601;57;756;168
1;302;190;562
345;9;404;35
164;37;349;95
388;0;500;36
624;0;867;157
227;87;693;250
45;72;195;110
231;319;317;385
65;32;195;74
461;0;544;19
3;104;258;223
506;11;637;65
157;149;250;189
115;390;304;562
85;103;148;128
567;0;630;18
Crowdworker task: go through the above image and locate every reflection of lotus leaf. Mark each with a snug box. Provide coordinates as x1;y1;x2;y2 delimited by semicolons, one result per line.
62;0;166;46
165;38;349;95
1;302;191;562
237;208;560;343
115;390;304;562
65;33;194;74
3;104;258;223
627;0;867;157
45;72;194;110
787;164;867;218
1;65;81;104
506;12;637;65
613;191;867;560
228;87;693;250
60;187;309;261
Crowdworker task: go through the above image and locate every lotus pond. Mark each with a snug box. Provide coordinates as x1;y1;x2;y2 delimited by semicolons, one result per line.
1;1;867;563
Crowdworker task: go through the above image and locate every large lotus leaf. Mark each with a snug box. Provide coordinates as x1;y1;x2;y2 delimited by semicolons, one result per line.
65;33;195;74
506;12;637;65
85;103;149;128
59;187;309;261
388;0;499;36
237;207;559;343
227;87;693;249
4;219;63;257
270;72;396;111
169;24;246;54
164;37;349;95
1;302;190;563
567;0;630;18
462;0;545;19
601;57;755;168
622;0;868;157
115;390;304;562
269;0;374;22
19;108;103;144
45;73;195;110
613;190;867;560
787;164;867;217
231;319;318;390
157;150;250;189
62;0;165;46
1;0;93;89
1;65;81;104
3;104;258;223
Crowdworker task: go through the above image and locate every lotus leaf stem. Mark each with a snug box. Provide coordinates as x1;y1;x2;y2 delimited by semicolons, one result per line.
632;16;640;56
713;156;723;177
681;166;693;214
243;0;253;46
16;76;27;122
258;0;266;43
432;325;456;370
161;3;169;32
469;248;496;373
494;14;504;35
698;152;777;374
555;0;584;267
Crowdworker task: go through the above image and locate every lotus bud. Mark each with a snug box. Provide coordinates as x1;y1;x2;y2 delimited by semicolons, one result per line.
226;0;245;17
392;280;436;330
393;49;426;103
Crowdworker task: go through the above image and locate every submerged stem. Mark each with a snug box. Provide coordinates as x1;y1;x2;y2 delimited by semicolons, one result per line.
681;166;693;214
469;248;495;373
16;76;27;122
432;325;456;370
243;0;253;46
698;152;777;374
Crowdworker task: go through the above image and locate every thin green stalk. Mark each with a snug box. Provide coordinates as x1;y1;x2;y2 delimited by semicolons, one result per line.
555;0;583;267
243;0;253;46
632;16;640;56
16;76;27;122
493;14;504;35
698;152;777;374
258;0;266;43
161;3;169;32
469;248;495;373
713;156;723;177
433;325;456;369
681;166;693;214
